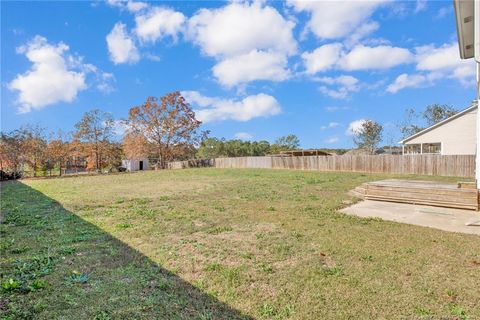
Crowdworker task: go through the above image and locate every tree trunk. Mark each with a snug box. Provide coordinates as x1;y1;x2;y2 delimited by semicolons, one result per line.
156;148;162;170
96;148;100;172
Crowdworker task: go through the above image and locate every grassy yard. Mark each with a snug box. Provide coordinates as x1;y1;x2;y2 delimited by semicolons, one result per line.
1;169;479;319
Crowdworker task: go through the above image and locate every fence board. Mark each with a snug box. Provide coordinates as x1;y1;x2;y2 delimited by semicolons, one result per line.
212;155;475;177
166;159;215;169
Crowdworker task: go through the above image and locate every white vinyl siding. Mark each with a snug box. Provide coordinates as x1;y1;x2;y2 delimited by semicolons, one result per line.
403;108;476;155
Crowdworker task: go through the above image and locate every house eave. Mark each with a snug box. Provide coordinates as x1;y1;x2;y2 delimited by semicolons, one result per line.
399;103;478;145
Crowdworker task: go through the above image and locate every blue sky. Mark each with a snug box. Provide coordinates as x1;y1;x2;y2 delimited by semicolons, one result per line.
1;0;477;148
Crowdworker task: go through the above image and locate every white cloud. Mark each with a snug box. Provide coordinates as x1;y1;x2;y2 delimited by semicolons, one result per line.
346;119;367;136
107;1;296;88
182;90;215;107
127;1;148;12
134;6;186;43
302;43;413;74
346;21;379;46
187;1;296;58
234;132;253;140
317;75;359;88
105;3;185;63
415;43;475;82
187;2;296;88
316;75;360;99
182;91;281;123
321;122;340;131
386;73;437;93
387;73;425;93
8;36;87;113
340;45;413;71
106;0;149;13
416;44;463;71
212;50;290;88
435;7;451;19
324;136;339;144
387;43;476;93
106;22;140;64
144;52;161;61
319;88;349;100
287;0;384;41
414;0;427;13
106;0;126;9
96;72;116;94
302;43;343;74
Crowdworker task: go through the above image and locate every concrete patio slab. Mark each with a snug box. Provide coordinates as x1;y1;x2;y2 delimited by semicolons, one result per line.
341;200;480;235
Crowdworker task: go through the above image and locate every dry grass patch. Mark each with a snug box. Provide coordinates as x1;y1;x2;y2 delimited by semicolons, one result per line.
1;169;479;319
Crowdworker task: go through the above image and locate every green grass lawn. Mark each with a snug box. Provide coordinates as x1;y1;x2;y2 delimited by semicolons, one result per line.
1;169;479;319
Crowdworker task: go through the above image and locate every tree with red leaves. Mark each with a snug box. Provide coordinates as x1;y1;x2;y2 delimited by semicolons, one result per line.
127;92;204;169
123;132;150;160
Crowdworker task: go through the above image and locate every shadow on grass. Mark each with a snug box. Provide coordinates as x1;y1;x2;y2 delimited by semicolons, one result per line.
0;181;252;319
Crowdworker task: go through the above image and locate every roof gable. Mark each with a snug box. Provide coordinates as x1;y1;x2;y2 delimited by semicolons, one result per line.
399;102;478;144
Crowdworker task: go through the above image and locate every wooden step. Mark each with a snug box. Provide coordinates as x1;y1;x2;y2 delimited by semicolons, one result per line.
355;180;479;210
364;195;478;210
366;184;476;196
364;188;477;204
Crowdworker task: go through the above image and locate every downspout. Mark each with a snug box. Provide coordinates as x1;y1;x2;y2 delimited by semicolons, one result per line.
476;0;480;188
474;68;480;217
474;0;480;218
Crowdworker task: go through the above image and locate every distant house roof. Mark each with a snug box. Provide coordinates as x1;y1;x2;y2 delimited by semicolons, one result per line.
399;102;478;144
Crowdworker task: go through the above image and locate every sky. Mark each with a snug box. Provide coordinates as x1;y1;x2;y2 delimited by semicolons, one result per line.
1;0;477;148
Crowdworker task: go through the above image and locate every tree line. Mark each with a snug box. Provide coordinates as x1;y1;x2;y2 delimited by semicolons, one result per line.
1;90;458;179
0;92;303;179
197;134;301;158
0;111;122;179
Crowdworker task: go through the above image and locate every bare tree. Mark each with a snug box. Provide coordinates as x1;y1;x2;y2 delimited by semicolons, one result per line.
353;120;383;155
74;109;114;172
398;104;458;139
398;108;423;139
423;104;458;126
127;92;203;169
22;125;47;177
0;129;28;179
46;131;71;176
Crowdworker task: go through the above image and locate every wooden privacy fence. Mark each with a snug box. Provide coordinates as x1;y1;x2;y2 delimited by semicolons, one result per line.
213;155;476;177
166;159;215;170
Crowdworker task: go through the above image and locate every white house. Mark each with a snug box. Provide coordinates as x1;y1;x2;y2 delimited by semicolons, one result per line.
122;158;149;171
400;103;477;155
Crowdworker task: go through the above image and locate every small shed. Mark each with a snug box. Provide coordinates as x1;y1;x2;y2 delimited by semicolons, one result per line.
399;103;477;155
122;158;149;171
